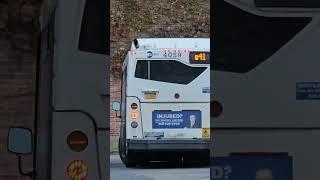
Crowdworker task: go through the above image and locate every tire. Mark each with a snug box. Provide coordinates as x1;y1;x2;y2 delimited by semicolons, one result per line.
118;138;136;168
122;157;136;168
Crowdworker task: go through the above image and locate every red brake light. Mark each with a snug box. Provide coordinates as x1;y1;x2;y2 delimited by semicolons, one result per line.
131;103;138;109
211;101;223;118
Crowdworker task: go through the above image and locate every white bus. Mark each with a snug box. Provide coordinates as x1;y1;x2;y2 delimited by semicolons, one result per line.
113;38;210;167
212;0;320;179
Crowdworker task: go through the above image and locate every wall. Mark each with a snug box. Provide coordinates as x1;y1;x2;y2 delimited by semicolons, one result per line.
0;0;40;179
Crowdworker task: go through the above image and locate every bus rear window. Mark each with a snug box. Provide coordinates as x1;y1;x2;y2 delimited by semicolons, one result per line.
135;60;207;84
135;60;148;79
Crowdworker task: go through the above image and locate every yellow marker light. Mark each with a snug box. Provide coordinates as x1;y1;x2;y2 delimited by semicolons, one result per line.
131;112;138;119
66;160;88;180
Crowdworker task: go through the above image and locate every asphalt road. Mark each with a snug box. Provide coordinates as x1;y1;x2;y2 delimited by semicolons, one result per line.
110;155;210;180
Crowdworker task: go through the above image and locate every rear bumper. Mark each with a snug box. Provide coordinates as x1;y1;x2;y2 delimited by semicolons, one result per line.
127;139;210;151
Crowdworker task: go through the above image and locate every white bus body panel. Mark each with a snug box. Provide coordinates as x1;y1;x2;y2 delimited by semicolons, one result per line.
213;1;320;179
50;0;108;179
213;3;320;128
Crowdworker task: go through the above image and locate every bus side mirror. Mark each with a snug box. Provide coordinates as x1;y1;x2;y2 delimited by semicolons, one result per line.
7;127;34;177
112;102;121;118
7;128;32;155
112;102;121;111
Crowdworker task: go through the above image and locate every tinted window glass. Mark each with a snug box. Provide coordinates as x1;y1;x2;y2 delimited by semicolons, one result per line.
78;0;108;55
212;0;311;73
150;61;207;84
135;60;148;79
135;60;207;84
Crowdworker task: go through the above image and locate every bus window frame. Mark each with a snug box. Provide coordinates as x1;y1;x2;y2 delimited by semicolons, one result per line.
134;59;208;85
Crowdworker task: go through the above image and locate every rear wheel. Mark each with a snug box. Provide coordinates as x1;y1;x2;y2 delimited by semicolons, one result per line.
118;138;136;167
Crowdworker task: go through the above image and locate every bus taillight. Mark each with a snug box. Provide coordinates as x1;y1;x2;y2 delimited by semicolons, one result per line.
130;112;138;119
131;121;138;128
131;103;138;109
211;101;223;118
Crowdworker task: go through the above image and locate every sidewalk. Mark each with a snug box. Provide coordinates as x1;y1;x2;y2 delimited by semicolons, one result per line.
110;136;119;154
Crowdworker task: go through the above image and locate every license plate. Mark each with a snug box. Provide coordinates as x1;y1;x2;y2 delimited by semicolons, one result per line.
144;92;157;99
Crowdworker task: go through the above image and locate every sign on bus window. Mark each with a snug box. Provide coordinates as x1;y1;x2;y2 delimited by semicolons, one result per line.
189;51;210;64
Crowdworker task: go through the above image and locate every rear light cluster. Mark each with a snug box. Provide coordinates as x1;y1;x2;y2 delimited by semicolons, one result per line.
130;112;138;119
211;100;223;118
130;103;139;128
131;121;138;128
131;103;138;109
